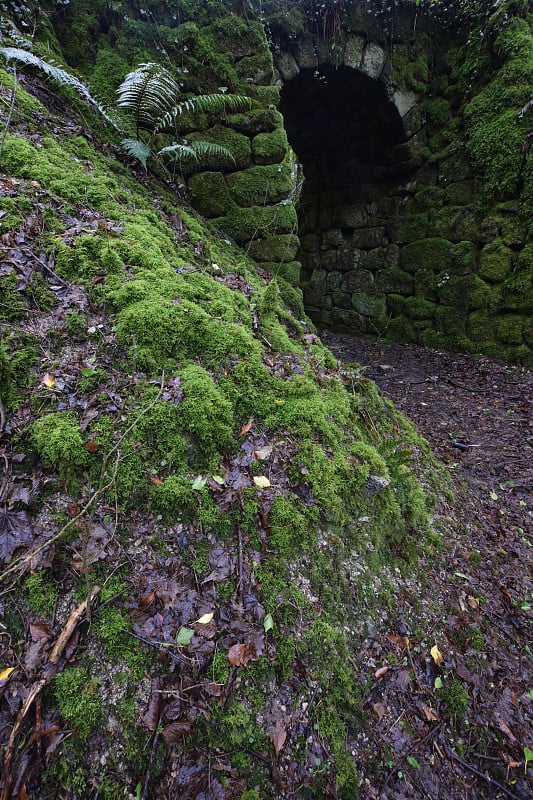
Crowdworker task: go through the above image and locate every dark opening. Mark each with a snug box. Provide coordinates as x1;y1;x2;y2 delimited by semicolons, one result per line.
279;64;412;330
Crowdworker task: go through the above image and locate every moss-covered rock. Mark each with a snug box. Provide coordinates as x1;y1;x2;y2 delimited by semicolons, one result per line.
213;201;298;243
495;314;525;345
478;239;513;282
191;125;252;171
251;127;289;165
188;171;231;217
226;163;294;206
246;233;300;263
401;238;454;274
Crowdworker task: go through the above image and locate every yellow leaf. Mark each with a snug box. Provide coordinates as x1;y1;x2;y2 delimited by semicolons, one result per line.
0;667;15;682
253;476;271;489
42;372;56;388
430;644;444;665
196;612;214;625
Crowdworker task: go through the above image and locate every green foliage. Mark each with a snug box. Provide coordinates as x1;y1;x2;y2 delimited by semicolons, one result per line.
0;46;119;128
53;666;103;742
25;573;56;616
32;412;90;480
116;61;251;171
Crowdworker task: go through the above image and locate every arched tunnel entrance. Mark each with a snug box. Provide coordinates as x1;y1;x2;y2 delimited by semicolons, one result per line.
279;64;416;333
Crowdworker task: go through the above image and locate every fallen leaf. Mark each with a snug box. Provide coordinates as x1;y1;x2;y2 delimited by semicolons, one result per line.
253;476;271;489
176;626;194;646
375;666;390;680
0;666;15;682
467;596;479;609
263;613;274;633
227;638;263;667
42;373;56;388
240;419;253;436
196;612;214;625
496;716;517;743
162;721;193;742
149;474;164;486
421;704;440;721
84;441;99;453
254;446;273;460
271;718;287;757
431;644;444;665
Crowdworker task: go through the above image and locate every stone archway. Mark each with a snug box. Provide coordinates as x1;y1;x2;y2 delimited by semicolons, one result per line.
275;37;424;333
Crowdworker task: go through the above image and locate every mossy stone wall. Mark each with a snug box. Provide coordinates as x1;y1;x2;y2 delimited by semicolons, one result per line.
267;3;533;366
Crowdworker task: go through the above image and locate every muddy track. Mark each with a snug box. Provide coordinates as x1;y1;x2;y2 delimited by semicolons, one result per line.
322;331;533;800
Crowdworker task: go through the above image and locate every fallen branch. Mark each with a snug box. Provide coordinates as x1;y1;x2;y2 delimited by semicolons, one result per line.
443;742;522;800
0;589;99;800
379;721;443;796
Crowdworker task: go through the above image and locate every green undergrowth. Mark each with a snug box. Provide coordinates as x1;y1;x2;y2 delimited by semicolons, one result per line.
1;84;447;798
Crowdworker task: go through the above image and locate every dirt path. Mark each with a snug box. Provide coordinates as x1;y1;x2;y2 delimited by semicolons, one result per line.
322;332;533;800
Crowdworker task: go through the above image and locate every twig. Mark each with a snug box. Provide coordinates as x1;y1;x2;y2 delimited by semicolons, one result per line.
443;742;521;800
48;586;100;664
1;591;98;799
379;721;443;796
237;524;243;598
141;718;160;800
0;396;6;438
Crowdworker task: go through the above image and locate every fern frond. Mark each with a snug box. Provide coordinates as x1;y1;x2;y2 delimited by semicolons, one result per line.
116;63;181;134
157;140;235;166
0;46;120;130
121;138;151;170
155;93;252;134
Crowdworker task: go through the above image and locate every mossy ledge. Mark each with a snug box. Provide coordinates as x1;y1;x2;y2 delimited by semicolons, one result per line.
0;19;447;800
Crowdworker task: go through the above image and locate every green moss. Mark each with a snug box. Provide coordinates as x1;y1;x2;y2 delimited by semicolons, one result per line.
401;238;454;274
251;128;289;165
440;678;469;717
464;18;533;205
228;108;283;135
478;239;513;282
404;296;436;320
397;213;429;243
247;233;299;263
213;201;298;243
188;170;230;217
191;125;251;170
226;163;293;207
32;412;90;480
495;314;525;345
53;666;103;742
179;363;234;464
25;573;57;617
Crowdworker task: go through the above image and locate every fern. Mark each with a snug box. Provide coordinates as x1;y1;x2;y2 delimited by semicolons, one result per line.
0;46;121;130
116;63;181;137
155;92;253;134
121;138;151;170
157;140;235;165
116;61;252;172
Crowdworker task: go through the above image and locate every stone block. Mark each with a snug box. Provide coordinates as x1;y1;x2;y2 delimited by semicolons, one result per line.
252;128;289;166
340;270;374;292
478;239;513;282
361;43;385;79
276;52;299;81
352;292;387;318
332;204;368;228
495;314;525;345
226;163;293;206
188;171;230;218
375;268;413;295
343;36;364;70
322;228;345;247
295;35;318;69
332;291;352;309
352;227;388;249
336;243;363;272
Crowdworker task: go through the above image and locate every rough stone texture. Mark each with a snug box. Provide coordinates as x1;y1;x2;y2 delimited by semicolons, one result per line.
361;43;386;79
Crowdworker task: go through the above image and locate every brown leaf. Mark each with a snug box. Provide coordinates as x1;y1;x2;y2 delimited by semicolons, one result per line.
0;508;33;562
162;720;193;742
42;373;56;388
372;701;387;720
149;474;164;486
495;716;517;743
374;666;390;680
240;419;253;436
83;441;99;453
271;718;287;757
421;704;440;721
227;640;262;667
142;678;161;731
30;621;52;641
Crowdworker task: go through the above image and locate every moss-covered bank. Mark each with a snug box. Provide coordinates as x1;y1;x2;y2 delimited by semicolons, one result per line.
0;40;447;799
